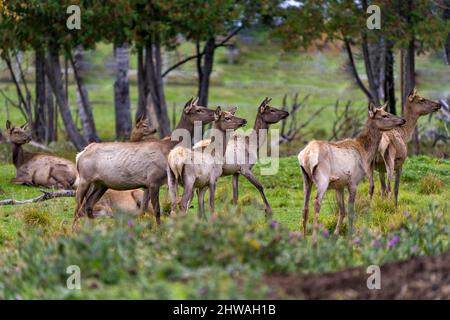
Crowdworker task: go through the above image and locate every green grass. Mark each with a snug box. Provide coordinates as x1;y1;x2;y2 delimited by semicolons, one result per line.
0;155;448;244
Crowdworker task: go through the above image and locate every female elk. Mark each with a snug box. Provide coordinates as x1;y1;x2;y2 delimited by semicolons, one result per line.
298;103;405;245
167;107;247;217
373;88;442;206
73;98;217;229
5;120;77;189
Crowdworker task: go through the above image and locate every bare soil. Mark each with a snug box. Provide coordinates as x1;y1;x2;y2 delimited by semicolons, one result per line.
264;251;450;299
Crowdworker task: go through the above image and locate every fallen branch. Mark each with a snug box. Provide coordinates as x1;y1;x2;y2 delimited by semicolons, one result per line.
0;190;75;206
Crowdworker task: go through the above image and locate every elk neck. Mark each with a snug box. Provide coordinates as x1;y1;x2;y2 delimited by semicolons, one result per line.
169;112;198;148
356;119;382;164
12;143;26;168
212;123;232;159
254;113;269;150
399;100;420;142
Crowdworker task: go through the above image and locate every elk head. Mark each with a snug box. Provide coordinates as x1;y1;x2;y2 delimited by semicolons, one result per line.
214;106;247;131
407;87;442;116
258;97;290;124
183;97;217;124
5;120;31;145
131;114;157;141
368;102;406;131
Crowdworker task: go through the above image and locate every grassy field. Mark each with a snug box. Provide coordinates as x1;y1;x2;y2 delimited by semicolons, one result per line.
0;38;449;299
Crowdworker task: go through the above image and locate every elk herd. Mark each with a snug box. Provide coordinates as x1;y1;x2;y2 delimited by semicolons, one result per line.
3;90;442;245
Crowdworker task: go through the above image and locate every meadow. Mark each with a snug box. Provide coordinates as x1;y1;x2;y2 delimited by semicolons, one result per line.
0;39;449;299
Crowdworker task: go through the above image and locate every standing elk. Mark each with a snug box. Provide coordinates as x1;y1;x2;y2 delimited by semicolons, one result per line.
167;106;247;217
298;103;405;245
5;120;77;189
192;98;289;216
373;88;442;206
73;98;216;229
130;114;158;142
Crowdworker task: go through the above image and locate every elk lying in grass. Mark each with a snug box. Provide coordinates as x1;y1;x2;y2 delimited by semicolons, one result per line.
167;106;247;217
73;98;216;229
192;98;289;216
298;103;405;245
373;88;442;206
5;120;77;189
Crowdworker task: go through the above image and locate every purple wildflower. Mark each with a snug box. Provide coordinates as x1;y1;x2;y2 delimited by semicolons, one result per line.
127;219;134;228
372;240;381;248
322;229;329;238
403;210;410;218
198;287;208;295
270;220;279;229
388;235;400;248
15;294;22;300
127;233;133;240
353;237;360;246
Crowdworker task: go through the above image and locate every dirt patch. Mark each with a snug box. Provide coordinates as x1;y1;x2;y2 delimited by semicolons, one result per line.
264;251;450;299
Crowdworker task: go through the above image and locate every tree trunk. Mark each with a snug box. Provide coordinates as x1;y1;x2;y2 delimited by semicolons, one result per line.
71;47;100;143
401;38;417;154
45;74;57;144
145;39;171;137
45;44;86;151
444;0;450;64
198;37;216;107
33;50;47;142
136;46;147;122
361;33;380;105
384;42;396;115
114;42;132;140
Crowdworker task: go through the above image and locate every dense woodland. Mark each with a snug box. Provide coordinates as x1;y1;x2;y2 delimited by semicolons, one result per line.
0;0;449;152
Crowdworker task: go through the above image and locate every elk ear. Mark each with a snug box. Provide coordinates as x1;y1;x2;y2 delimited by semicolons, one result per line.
21;122;29;130
184;97;194;114
266;97;272;104
192;97;199;106
408;87;417;102
6;120;11;130
368;102;376;118
229;106;237;115
380;101;388;111
259;98;268;114
214;106;222;120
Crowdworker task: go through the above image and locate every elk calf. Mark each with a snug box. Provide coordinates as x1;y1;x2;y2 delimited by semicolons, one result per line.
167;107;247;218
5;121;77;189
298;103;405;246
374;88;442;205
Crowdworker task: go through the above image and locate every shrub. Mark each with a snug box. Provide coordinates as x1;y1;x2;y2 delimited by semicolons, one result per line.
418;173;444;194
23;209;51;227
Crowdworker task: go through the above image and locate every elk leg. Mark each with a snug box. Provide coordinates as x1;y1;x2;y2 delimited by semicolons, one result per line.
149;185;161;225
394;168;402;207
72;181;91;231
379;170;387;198
232;173;239;206
141;188;150;216
383;148;395;201
179;178;195;215
347;185;357;237
241;168;272;217
84;185;108;219
312;177;328;247
197;187;206;219
167;166;178;215
301;166;312;238
368;161;375;200
209;181;216;215
334;189;345;235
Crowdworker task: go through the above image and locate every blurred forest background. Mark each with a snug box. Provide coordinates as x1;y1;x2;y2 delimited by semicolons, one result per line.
0;0;449;159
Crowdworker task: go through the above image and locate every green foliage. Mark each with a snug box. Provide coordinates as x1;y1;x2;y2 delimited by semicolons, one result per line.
418;173;444;195
0;204;448;299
